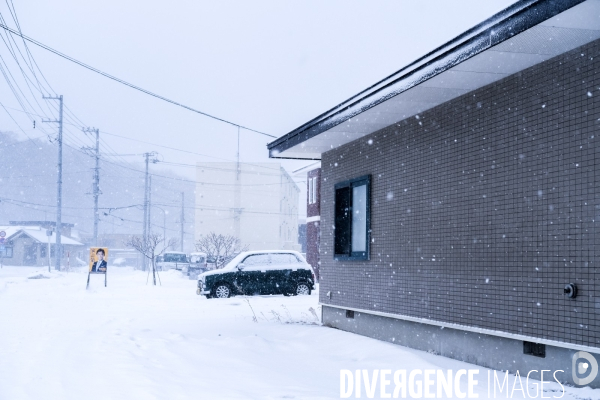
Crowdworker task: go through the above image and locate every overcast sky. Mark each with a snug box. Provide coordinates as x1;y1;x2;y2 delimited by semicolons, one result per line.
1;0;516;183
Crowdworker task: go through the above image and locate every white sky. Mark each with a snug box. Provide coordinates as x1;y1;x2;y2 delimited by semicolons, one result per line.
1;0;516;191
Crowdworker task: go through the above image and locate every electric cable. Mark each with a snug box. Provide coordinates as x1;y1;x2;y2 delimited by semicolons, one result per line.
0;21;276;139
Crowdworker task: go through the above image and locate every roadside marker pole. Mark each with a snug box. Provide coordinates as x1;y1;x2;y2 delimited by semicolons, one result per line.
47;230;52;273
0;230;6;268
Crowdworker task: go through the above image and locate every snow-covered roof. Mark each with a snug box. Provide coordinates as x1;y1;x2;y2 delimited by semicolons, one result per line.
1;226;84;246
268;0;600;159
0;226;22;240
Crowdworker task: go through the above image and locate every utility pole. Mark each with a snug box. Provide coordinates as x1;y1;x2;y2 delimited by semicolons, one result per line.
142;152;158;270
82;127;100;245
43;95;63;271
234;126;241;249
180;192;184;252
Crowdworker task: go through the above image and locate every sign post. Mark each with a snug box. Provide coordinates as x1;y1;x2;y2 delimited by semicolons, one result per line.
46;229;53;273
86;247;108;289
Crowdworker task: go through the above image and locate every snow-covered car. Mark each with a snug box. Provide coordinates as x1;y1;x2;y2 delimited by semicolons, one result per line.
196;250;315;299
156;251;190;272
187;252;208;278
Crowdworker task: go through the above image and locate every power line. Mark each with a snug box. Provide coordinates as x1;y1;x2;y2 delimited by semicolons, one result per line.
0;104;298;176
1;195;301;218
0;22;276;139
0;120;297;192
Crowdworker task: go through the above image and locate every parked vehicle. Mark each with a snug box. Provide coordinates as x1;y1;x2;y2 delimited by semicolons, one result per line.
188;252;208;278
196;250;315;299
206;255;225;269
156;251;190;272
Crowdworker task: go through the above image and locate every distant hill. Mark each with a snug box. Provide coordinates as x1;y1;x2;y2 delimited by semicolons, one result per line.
0;131;195;249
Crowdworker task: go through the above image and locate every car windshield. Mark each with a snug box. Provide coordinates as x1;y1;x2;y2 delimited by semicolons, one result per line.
163;253;187;263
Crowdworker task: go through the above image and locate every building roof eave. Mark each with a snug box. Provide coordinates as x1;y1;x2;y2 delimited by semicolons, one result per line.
267;0;591;159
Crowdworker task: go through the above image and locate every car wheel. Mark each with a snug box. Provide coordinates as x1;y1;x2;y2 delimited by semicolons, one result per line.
214;284;232;298
294;282;311;296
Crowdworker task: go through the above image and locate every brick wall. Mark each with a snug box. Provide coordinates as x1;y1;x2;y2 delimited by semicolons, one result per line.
319;39;600;348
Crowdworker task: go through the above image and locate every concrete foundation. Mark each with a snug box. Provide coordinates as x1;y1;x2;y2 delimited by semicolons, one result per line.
323;305;600;389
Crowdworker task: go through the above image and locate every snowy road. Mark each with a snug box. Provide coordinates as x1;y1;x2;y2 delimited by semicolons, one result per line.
0;266;597;399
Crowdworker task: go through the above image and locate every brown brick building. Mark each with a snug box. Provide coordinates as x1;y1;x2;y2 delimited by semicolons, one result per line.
268;0;600;388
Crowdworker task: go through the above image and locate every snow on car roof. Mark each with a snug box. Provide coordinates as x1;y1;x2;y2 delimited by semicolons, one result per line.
221;250;306;271
240;249;302;256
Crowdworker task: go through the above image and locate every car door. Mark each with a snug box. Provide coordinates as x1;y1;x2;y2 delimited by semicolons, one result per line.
235;254;270;295
266;253;297;294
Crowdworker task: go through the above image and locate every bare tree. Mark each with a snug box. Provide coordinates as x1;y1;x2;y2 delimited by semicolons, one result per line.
195;232;248;268
126;233;177;285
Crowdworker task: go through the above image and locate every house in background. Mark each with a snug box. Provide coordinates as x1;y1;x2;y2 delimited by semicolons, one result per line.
1;222;85;267
268;0;600;388
9;220;75;237
195;162;300;251
293;162;322;279
306;166;321;280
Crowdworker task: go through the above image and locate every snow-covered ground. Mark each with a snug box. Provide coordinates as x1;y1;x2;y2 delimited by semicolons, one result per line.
0;266;597;400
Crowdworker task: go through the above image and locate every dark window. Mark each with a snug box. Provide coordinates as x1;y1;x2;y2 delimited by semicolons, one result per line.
0;246;13;258
334;187;351;255
163;253;187;263
523;341;545;358
346;310;355;319
334;175;371;260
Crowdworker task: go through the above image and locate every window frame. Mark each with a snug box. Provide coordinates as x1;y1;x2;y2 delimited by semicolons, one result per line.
308;177;317;205
333;175;371;261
